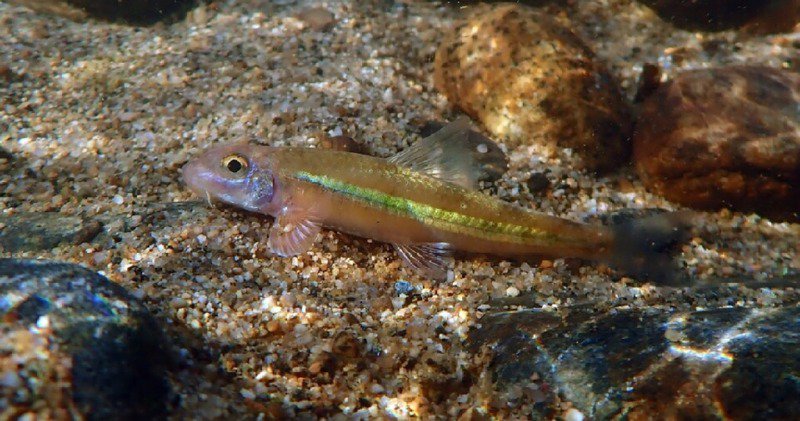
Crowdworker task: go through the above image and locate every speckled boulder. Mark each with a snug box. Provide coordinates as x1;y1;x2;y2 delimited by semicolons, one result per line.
5;0;198;25
434;3;632;172
633;66;800;221
0;259;171;420
638;0;800;33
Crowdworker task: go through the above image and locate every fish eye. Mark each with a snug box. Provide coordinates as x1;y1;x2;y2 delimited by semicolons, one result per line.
222;155;248;175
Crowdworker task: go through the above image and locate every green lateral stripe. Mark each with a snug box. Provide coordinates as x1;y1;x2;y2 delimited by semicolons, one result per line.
293;171;557;244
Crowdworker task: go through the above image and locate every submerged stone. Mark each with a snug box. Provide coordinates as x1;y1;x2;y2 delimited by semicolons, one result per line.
0;259;171;420
633;66;800;222
471;305;800;418
434;3;632;172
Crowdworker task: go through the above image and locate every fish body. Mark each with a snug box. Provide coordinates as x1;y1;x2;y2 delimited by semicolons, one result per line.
183;119;686;281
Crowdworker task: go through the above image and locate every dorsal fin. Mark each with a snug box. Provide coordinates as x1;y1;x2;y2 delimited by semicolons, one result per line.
388;117;508;190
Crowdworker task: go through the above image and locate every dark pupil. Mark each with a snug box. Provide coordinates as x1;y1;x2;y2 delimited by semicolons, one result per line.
227;159;243;173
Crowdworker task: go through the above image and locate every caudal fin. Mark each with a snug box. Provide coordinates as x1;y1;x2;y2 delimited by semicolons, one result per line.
607;211;693;286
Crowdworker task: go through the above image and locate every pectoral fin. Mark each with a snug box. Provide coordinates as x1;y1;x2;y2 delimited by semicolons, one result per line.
267;211;322;257
393;242;451;280
388;117;508;189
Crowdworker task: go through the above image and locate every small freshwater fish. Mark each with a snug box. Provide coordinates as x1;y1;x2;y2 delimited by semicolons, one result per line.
183;118;688;282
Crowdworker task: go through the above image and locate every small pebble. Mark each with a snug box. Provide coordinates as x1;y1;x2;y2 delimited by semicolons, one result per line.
297;7;336;32
526;172;551;194
564;408;585;421
0;372;21;388
394;280;414;296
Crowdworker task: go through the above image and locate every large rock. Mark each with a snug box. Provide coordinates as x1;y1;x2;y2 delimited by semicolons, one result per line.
471;305;800;419
434;3;632;172
0;259;170;420
633;66;800;221
4;0;198;25
638;0;800;33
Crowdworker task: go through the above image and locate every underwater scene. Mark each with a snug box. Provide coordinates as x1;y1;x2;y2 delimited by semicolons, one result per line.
1;0;799;419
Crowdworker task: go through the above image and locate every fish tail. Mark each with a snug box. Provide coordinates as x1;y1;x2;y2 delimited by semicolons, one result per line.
607;211;693;285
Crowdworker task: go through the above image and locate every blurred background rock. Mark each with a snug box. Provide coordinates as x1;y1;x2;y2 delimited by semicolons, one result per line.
3;0;199;25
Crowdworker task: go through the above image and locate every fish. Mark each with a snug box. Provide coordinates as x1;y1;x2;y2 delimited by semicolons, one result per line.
182;118;690;283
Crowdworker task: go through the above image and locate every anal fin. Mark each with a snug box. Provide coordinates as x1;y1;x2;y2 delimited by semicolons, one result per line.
267;211;322;257
393;242;451;280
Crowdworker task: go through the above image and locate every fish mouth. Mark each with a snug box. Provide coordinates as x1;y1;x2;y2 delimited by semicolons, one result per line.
181;160;208;197
182;163;217;208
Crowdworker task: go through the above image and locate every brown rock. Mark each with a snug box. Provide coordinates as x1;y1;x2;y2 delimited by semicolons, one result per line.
638;0;800;34
434;3;632;172
633;66;800;221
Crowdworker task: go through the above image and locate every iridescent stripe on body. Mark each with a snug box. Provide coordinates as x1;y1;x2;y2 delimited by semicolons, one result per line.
293;171;559;245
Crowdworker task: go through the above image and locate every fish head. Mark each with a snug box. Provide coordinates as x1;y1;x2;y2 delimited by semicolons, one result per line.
182;143;276;213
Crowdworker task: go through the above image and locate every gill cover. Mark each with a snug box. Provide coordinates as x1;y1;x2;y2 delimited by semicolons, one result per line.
248;171;275;209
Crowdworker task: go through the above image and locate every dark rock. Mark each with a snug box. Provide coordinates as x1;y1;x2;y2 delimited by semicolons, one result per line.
633;66;800;221
0;259;170;420
525;172;551;193
638;0;800;33
712;307;800;419
471;305;800;418
5;0;198;25
434;3;632;172
418;120;509;184
0;212;102;253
